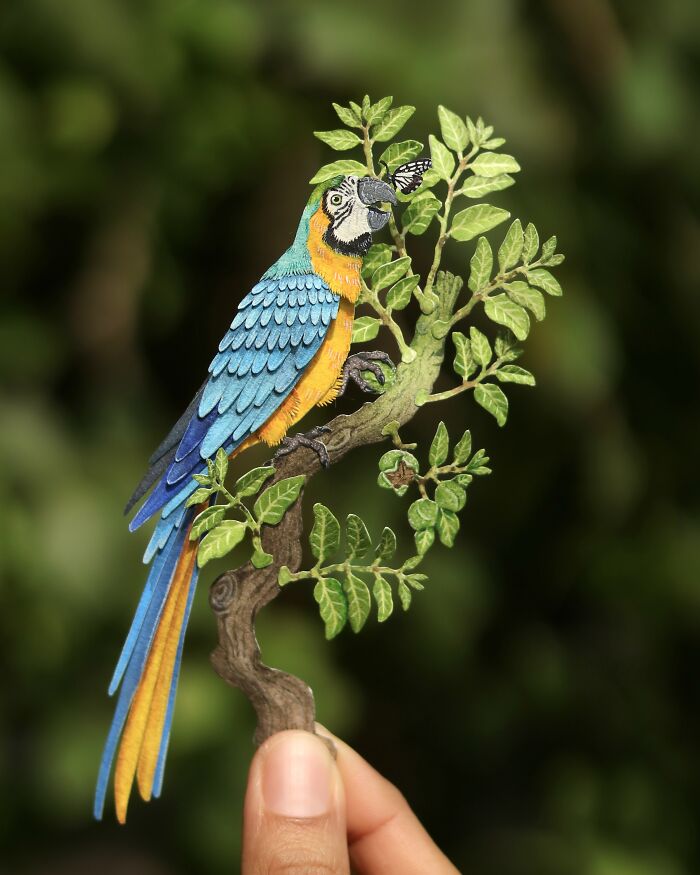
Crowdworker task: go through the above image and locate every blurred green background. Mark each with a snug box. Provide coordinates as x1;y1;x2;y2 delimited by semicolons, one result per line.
2;0;699;873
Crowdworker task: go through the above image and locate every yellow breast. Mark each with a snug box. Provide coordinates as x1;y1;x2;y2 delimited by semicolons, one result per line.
308;208;362;303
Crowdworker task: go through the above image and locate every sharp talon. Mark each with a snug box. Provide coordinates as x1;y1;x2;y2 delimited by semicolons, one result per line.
337;350;395;398
272;427;331;468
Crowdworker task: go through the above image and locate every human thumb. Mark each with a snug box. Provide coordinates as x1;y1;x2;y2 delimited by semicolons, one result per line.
242;730;348;875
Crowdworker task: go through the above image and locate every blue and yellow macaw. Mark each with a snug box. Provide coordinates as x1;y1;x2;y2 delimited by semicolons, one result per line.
93;174;397;822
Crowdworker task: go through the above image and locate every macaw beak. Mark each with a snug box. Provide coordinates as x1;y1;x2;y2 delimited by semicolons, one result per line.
357;176;397;232
358;176;398;206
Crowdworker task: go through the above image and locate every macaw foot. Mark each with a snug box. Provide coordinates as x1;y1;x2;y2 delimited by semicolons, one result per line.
273;425;332;468
338;351;394;396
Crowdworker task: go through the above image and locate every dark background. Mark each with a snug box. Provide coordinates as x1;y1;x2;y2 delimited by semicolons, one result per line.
2;1;699;873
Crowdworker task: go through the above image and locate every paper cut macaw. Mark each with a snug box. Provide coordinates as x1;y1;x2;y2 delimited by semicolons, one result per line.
94;174;397;822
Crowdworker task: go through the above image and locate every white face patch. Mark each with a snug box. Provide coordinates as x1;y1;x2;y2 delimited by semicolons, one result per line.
324;176;372;245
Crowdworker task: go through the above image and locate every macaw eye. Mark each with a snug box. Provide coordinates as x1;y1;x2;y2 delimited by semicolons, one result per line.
329;194;343;207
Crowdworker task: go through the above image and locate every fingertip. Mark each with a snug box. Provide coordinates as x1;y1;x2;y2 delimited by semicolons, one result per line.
243;730;349;875
260;730;337;818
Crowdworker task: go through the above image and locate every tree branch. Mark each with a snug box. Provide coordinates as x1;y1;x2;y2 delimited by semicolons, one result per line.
209;326;446;745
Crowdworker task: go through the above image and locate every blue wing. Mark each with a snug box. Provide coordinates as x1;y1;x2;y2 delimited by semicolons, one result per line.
130;274;339;533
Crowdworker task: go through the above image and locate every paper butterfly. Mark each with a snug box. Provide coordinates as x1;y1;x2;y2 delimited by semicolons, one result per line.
381;159;432;195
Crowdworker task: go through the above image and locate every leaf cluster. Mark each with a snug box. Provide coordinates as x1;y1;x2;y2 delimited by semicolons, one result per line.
186;449;305;570
278;504;426;639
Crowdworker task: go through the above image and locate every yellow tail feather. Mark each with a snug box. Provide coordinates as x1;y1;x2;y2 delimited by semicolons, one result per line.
113;534;197;823
136;543;196;802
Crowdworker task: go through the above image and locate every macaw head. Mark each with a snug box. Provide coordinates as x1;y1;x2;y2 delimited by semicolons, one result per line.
318;175;397;257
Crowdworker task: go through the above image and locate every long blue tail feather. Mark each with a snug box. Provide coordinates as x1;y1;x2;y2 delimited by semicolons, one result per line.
152;563;199;799
94;510;194;820
107;537;176;696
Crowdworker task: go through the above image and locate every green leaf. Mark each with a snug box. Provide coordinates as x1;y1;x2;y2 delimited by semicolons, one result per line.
527;268;563;297
429;134;455;180
213;448;228;483
193;473;211;486
484;294;530;341
546;254;565;267
418;168;440;190
234;466;275;498
498;219;524;272
451;204;510;242
386;274;420;310
496;365;536;386
474;383;509;426
377;449;419;495
453;429;473;464
314;129;363;150
435;480;466;512
504;281;546;321
436;509;460;547
310;503;340;563
253;475;305;525
468;236;493;292
468;448;490;471
483;136;506;149
251;546;273;568
309;160;367;184
346;513;372;559
314;578;347;639
373;575;393;622
458;174;515;198
361;94;371;116
343;572;371;632
541;235;557;261
414;527;435;555
332;102;362;128
372;105;415;142
438;105;469;152
185;487;212;508
375;526;397;561
477;118;492;139
398;580;412;611
522;223;539;263
365;95;392;125
349;100;363;119
362;243;392;278
495;335;512;358
470;152;521;177
470;326;492;367
429;421;449;466
372;256;411;290
452;331;476;379
197;520;248;568
377;474;407;496
351;316;381;343
406;573;427;591
379;139;423;169
278;565;295;586
190;506;225;540
408;498;439;531
402;193;440;236
378;449;420;472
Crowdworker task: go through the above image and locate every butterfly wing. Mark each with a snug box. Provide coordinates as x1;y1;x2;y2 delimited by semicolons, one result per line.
392;159;433;194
